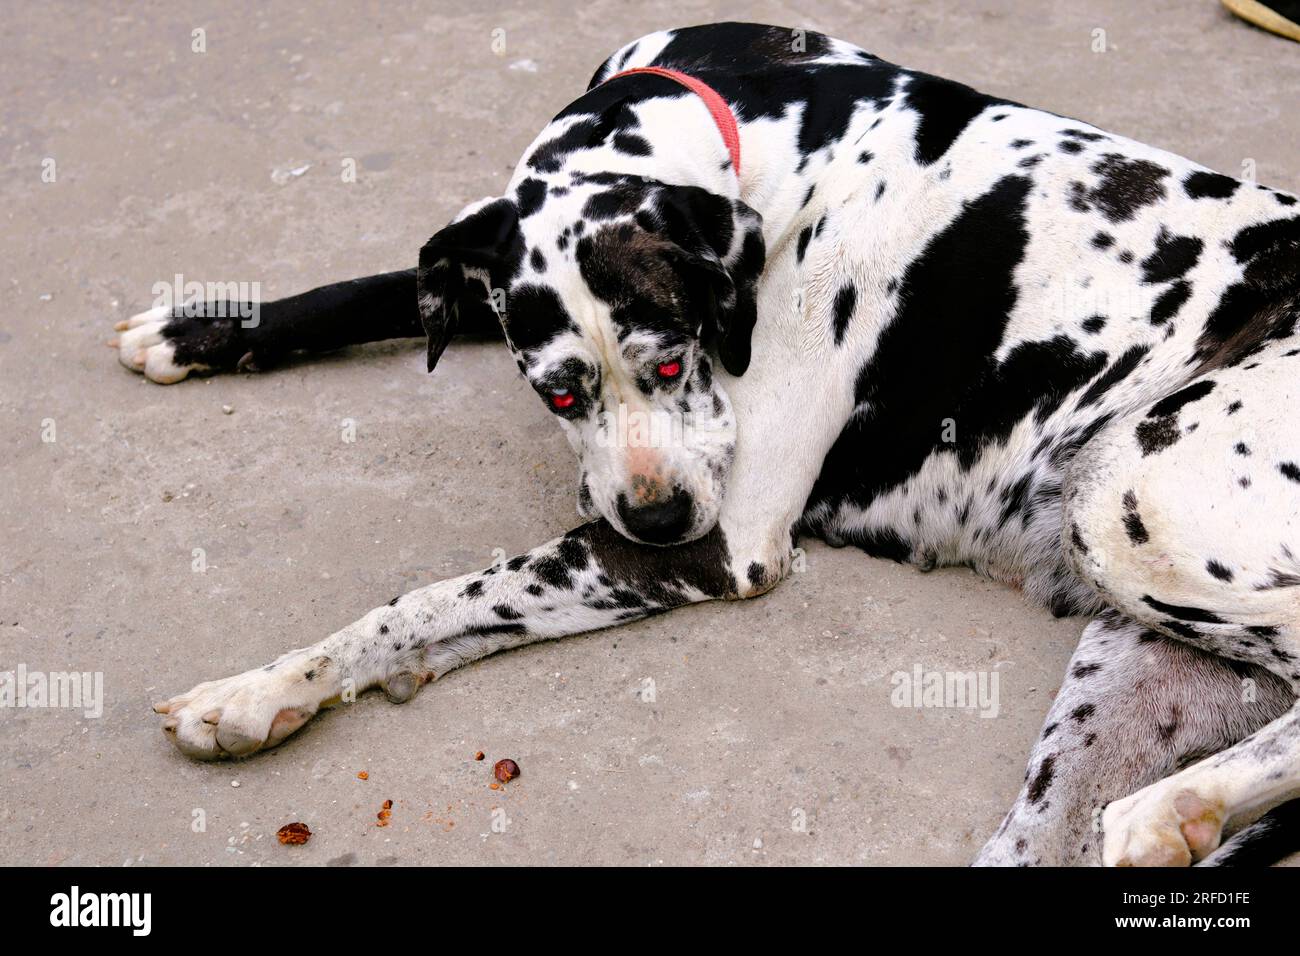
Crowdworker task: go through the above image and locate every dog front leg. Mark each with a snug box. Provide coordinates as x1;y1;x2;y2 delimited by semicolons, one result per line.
155;520;740;759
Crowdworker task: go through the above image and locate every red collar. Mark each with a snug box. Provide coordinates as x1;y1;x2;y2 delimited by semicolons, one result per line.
603;67;741;177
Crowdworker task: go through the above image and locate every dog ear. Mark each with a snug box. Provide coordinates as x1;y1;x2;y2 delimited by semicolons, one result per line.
416;198;521;373
656;186;765;376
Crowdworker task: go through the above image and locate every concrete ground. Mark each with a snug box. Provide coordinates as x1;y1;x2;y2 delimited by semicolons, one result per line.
2;1;1297;867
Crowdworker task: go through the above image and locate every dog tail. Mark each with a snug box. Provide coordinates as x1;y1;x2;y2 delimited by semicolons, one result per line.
1198;799;1300;866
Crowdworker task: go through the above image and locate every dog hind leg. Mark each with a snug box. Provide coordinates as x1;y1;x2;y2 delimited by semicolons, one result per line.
975;612;1293;865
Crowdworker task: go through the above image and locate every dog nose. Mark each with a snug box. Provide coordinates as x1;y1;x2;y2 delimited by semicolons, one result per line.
618;490;693;544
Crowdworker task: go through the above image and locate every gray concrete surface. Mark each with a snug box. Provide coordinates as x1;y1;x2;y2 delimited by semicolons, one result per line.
2;1;1297;867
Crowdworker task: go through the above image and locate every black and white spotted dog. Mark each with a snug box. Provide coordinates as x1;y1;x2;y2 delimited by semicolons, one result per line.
119;23;1300;866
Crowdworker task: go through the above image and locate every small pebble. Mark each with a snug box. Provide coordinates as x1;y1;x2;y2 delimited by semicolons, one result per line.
221;404;234;415
231;780;240;788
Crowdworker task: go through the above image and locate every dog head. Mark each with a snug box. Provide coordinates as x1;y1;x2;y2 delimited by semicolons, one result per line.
417;175;764;545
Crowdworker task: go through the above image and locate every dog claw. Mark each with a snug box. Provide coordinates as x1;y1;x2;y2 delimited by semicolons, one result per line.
153;701;173;714
201;709;222;725
162;718;179;733
382;671;421;704
215;724;263;757
113;320;129;331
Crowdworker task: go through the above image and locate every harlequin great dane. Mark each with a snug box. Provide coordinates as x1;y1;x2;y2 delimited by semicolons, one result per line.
117;23;1300;866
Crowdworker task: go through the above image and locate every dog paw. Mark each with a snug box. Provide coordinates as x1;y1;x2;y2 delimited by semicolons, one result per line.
110;303;260;384
1102;786;1226;866
153;652;335;759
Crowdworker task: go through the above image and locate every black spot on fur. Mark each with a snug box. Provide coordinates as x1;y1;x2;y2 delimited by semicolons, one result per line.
1194;215;1300;367
1142;594;1226;624
1121;490;1149;545
1088;154;1170;223
1184;170;1240;200
832;283;857;345
1150;280;1192;325
583;183;645;220
501;284;578;352
575;521;736;602
795;225;813;263
1027;754;1055;804
1206;560;1234;582
1136;415;1180;456
516;179;548;219
1151;379;1216;417
1076;345;1147;408
1140;229;1203;284
904;73;1008;166
528;119;603;173
1136;380;1214;455
466;622;526;638
805;176;1104;528
612;132;652;156
531;556;573;590
855;528;913;562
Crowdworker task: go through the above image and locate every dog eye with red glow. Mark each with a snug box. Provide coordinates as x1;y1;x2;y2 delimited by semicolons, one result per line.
550;389;575;409
656;359;682;380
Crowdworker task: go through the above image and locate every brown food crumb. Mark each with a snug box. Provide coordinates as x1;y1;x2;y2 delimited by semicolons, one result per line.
494;758;520;783
489;782;500;790
276;822;312;845
474;751;485;761
357;770;369;780
376;798;393;827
